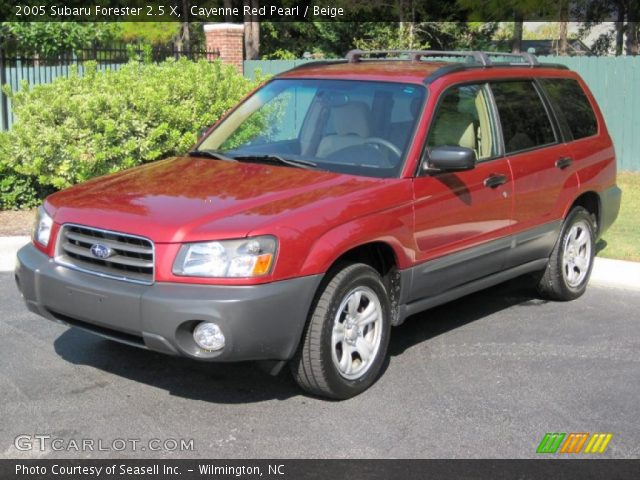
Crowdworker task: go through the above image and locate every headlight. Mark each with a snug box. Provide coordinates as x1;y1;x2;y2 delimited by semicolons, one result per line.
34;206;53;247
173;236;277;278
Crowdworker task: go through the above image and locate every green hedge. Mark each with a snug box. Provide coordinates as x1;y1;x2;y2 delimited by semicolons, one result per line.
0;58;262;209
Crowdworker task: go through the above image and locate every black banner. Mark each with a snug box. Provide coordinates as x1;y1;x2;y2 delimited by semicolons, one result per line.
2;459;640;480
0;0;637;22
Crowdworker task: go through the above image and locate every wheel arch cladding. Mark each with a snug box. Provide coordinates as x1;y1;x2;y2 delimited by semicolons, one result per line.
568;191;601;233
318;241;404;327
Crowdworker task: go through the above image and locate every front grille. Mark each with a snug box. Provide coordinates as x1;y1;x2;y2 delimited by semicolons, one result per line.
56;224;154;284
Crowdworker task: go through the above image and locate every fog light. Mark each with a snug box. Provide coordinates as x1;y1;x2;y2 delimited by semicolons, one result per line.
193;322;225;351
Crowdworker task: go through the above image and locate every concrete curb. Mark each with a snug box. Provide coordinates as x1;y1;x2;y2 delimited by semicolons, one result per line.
1;235;639;290
590;257;640;291
0;236;29;272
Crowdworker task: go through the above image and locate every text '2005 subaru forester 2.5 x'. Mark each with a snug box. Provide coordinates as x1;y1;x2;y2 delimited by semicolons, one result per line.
16;50;621;399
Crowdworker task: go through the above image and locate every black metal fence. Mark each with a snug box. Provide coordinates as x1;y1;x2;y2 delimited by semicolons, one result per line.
0;45;220;130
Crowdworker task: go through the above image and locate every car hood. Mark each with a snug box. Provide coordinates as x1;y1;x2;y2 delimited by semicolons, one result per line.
46;157;387;243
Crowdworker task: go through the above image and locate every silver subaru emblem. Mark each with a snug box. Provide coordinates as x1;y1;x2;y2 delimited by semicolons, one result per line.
90;244;113;259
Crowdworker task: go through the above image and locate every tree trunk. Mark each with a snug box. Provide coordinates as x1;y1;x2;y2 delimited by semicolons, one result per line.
398;0;405;48
512;16;524;53
409;0;415;49
223;0;234;22
244;0;260;60
180;0;191;54
615;8;625;56
559;4;569;56
409;22;415;49
627;1;639;56
627;22;639;55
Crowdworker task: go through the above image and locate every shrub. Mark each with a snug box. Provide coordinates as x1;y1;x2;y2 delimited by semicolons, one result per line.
0;132;48;209
1;58;262;199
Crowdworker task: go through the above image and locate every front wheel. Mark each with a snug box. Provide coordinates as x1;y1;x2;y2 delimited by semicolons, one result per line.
537;206;596;301
290;263;391;399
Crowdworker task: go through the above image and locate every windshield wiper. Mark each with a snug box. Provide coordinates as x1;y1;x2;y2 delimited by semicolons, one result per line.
233;154;317;170
187;149;237;162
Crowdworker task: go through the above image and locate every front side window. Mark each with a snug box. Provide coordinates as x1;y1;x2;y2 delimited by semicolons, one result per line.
490;81;556;154
427;83;497;161
197;79;426;178
539;78;598;140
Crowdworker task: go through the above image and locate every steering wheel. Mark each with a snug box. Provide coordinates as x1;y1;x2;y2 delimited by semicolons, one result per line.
364;137;402;158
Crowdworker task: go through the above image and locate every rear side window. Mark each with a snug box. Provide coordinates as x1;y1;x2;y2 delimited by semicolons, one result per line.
490;81;556;154
539;78;598;140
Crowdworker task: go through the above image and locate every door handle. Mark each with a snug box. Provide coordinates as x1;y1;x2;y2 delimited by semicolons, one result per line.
484;174;508;188
555;157;573;169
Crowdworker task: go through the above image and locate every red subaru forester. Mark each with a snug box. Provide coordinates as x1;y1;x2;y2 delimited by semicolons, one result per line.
16;50;621;399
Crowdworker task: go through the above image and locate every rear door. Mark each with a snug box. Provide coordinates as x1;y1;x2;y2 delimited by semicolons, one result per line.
409;83;513;303
538;77;609;199
490;79;576;269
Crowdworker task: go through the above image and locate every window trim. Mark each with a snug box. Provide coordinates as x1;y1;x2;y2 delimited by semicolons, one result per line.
416;81;504;177
488;78;560;157
532;78;565;142
483;82;505;160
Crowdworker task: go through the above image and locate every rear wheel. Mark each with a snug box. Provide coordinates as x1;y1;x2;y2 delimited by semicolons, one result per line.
290;263;391;399
537;206;596;301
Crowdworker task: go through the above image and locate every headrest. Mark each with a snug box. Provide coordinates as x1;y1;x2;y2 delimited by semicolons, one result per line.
333;101;371;137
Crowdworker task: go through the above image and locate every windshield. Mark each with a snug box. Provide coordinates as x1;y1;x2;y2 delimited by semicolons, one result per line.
196;79;426;178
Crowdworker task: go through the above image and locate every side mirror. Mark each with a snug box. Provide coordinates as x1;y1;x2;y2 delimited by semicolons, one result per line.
424;146;476;172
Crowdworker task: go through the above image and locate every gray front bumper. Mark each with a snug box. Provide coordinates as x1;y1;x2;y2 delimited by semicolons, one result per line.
15;244;322;362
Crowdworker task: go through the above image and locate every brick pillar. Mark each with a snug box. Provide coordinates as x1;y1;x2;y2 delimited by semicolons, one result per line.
204;23;245;73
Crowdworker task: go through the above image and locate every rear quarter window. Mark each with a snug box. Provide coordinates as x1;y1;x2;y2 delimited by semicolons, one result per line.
539;78;598;140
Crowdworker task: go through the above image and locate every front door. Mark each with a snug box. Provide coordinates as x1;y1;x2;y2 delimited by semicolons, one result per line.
410;83;513;303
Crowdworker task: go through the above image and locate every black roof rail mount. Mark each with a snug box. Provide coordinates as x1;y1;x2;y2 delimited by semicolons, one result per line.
345;49;542;68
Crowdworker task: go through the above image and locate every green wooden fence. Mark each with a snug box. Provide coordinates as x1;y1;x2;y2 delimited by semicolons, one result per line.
244;57;640;171
243;59;316;81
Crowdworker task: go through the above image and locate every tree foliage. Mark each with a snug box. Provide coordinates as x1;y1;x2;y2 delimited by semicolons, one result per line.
116;22;181;46
581;0;640;55
0;22;118;56
260;21;497;58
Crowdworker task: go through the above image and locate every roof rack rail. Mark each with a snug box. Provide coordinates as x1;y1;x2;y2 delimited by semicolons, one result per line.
484;51;540;66
344;49;540;68
286;59;348;71
346;49;491;66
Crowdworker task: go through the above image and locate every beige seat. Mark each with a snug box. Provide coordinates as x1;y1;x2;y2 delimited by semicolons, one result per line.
317;102;372;158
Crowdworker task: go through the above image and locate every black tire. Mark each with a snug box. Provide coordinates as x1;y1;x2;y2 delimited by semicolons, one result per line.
537;207;596;301
290;263;391;400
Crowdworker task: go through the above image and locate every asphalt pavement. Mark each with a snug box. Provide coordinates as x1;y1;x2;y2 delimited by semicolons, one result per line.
1;272;638;459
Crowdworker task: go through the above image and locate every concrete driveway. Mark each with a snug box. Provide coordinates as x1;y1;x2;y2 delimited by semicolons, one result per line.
1;272;638;459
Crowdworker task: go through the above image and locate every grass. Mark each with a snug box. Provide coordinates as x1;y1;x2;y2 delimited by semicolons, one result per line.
598;172;640;262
